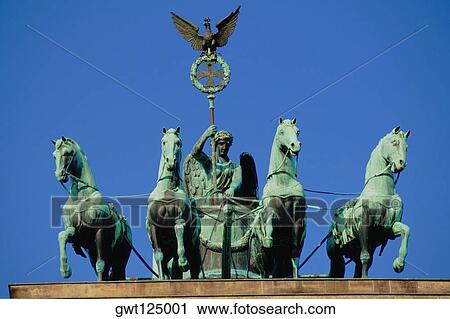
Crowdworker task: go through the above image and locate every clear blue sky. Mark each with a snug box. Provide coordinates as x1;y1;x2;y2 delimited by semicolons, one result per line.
1;0;450;298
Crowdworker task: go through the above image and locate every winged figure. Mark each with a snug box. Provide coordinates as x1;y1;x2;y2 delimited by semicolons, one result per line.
170;6;241;55
183;125;258;201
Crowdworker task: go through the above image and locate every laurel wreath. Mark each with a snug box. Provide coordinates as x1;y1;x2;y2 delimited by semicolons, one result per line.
190;54;231;94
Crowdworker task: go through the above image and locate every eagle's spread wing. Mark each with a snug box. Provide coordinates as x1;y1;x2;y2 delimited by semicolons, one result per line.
215;5;241;47
170;12;203;51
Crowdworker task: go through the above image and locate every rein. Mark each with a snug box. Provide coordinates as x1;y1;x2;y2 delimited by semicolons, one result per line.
156;152;183;187
59;181;71;195
267;148;297;180
363;162;395;188
68;173;99;191
58;150;99;195
305;162;401;196
266;149;400;197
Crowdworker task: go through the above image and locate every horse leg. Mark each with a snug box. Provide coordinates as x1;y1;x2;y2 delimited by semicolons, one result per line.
391;222;410;273
147;221;165;280
272;246;291;278
161;253;172;279
359;243;370;278
85;247;99;278
262;207;274;248
118;243;132;280
292;219;307;278
170;257;183;279
185;224;201;279
188;247;201;279
153;249;165;279
353;259;362;278
292;197;306;256
291;235;302;278
94;228;110;281
359;202;371;278
284;247;294;278
58;226;75;278
292;257;299;278
260;247;272;278
191;234;201;279
326;238;345;278
111;241;131;281
174;219;189;272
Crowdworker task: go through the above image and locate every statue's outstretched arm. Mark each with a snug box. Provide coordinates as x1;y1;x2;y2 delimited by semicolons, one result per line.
192;125;217;156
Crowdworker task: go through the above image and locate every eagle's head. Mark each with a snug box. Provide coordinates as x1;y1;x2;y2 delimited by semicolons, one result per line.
203;17;211;28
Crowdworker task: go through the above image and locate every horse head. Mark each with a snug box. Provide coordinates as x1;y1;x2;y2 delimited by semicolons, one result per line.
276;118;301;156
161;127;182;172
381;126;410;173
52;136;79;183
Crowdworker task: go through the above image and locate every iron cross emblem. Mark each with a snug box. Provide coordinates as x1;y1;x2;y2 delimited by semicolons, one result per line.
197;61;224;87
190;54;230;94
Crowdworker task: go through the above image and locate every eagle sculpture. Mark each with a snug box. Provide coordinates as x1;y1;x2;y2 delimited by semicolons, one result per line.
170;6;241;55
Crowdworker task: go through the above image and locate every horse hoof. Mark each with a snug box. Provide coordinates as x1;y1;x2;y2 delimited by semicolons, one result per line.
178;258;190;272
262;238;273;248
154;251;163;262
393;258;405;273
60;265;72;278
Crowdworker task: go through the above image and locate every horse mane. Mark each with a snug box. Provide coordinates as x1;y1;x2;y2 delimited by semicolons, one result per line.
157;129;183;187
162;128;182;141
365;129;408;183
266;120;299;180
163;128;180;134
278;119;297;128
59;137;88;160
372;130;407;154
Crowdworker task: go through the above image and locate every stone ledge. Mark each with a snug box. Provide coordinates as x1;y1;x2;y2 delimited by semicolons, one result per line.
9;279;450;299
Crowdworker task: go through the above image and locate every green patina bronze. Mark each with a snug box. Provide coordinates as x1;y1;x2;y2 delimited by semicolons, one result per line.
327;127;411;278
185;126;242;197
46;6;416;282
172;6;250;279
52;137;132;281
190;54;231;94
183;125;259;278
248;118;307;278
171;7;307;279
146;128;201;279
171;6;240;56
181;119;307;279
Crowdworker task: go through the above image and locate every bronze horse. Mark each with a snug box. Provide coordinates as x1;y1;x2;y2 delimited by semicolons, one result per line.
250;118;306;278
327;127;411;278
53;137;132;281
146;128;201;279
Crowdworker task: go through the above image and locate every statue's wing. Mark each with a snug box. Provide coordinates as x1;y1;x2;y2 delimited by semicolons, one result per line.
238;152;258;199
215;5;241;47
170;12;204;51
183;152;210;199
